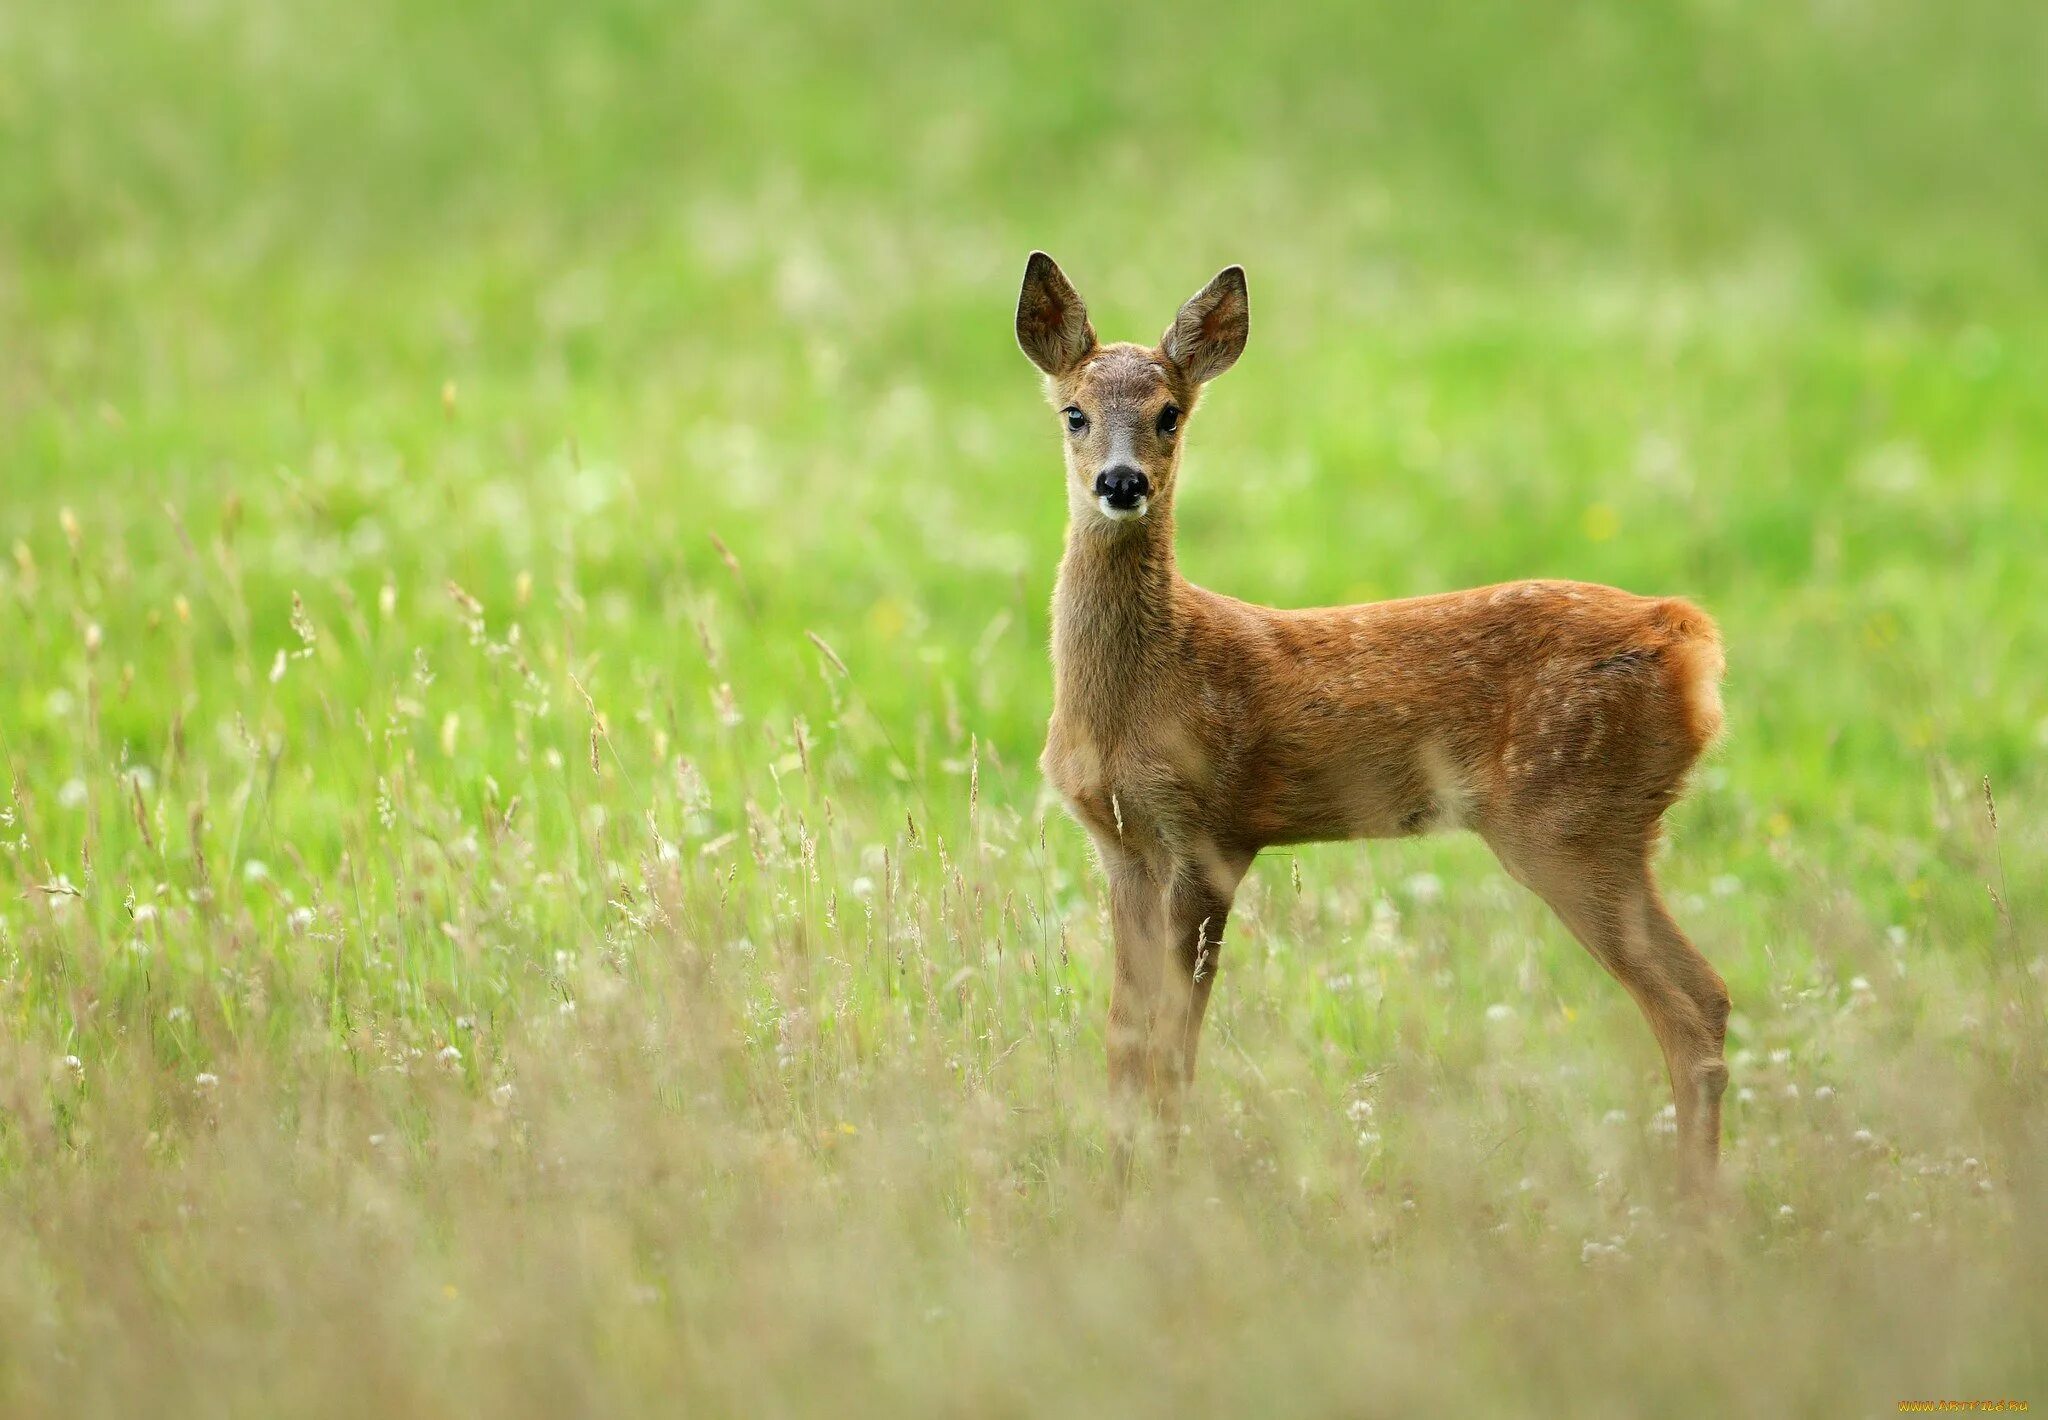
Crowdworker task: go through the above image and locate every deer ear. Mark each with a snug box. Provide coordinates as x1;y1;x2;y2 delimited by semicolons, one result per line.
1016;252;1096;376
1162;265;1249;384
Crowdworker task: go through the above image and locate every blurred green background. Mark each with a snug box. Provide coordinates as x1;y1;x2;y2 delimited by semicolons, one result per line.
6;0;2044;917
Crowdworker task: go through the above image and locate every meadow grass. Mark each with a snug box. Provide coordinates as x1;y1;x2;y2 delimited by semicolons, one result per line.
2;0;2045;1413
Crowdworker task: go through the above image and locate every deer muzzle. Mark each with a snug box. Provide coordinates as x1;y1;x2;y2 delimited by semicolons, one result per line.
1094;466;1151;519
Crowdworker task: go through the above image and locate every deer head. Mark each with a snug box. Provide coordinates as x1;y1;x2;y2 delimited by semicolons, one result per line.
1015;252;1249;527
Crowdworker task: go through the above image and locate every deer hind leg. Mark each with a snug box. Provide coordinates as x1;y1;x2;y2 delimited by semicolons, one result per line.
1497;839;1731;1196
1642;890;1732;1193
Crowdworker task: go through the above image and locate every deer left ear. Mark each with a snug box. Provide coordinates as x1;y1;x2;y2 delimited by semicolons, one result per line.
1162;266;1249;384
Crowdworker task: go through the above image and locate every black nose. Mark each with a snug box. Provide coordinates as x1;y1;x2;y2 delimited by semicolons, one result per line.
1094;466;1151;510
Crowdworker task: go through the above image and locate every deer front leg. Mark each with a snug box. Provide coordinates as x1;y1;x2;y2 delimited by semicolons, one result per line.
1154;851;1250;1101
1101;849;1170;1177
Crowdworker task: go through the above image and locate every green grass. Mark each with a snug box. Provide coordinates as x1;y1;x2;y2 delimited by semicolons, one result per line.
2;0;2045;1412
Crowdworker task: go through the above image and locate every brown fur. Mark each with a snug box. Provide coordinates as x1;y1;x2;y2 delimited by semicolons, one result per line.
1017;254;1732;1194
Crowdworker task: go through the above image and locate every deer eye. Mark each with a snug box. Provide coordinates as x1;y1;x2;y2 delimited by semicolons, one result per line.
1157;404;1180;436
1063;407;1087;433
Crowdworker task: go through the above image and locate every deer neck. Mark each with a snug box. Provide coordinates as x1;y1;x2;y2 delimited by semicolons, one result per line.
1050;507;1183;727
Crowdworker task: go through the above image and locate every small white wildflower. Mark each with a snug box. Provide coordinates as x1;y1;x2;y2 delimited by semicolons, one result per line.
167;1005;189;1022
133;903;159;925
1366;895;1400;951
490;1082;515;1106
1404;872;1443;905
1484;1002;1515;1024
1851;1128;1876;1147
1849;975;1873;995
1602;1108;1628;1126
242;859;270;883
1735;1087;1755;1104
437;1045;462;1065
368;1133;387;1147
1345;1097;1375;1124
58;779;88;810
1652;1103;1677;1135
850;876;876;900
1814;1085;1835;1102
287;907;315;934
1769;1048;1791;1066
1782;1083;1801;1100
1865;1191;1880;1203
60;1054;83;1073
195;1072;218;1090
1777;1204;1795;1219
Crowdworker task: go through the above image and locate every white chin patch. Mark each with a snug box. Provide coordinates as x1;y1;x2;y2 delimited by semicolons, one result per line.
1096;496;1148;522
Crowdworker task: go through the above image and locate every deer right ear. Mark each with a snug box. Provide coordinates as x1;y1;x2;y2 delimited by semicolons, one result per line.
1163;265;1249;385
1015;252;1096;376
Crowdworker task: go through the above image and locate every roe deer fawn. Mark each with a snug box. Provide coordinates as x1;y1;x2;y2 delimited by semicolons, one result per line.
1015;252;1732;1194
